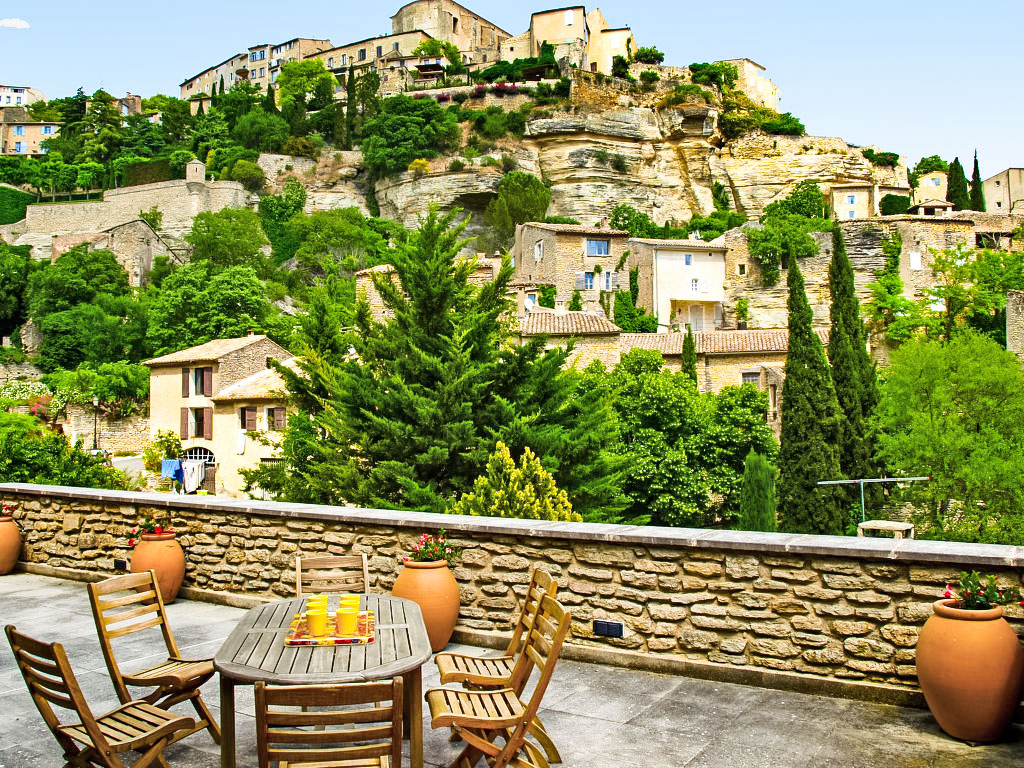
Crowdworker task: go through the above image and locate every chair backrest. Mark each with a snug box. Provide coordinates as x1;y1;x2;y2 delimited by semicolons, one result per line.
295;553;369;595
515;594;571;726
88;571;177;702
255;678;403;768
5;624;109;758
506;567;558;658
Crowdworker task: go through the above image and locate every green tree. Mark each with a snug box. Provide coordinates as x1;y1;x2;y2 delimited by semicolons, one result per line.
865;232;921;343
909;154;947;188
827;225;879;509
946;156;970;211
232;109;290;152
0;241;37;338
258;206;624;517
632;46;665;65
217;81;265;131
777;258;844;534
36;298;147;371
263;85;278;114
970;151;986;212
259;179;308;261
763;180;827;219
481;172;550;252
879;194;910;215
874;331;1024;544
144;262;273;354
0;412;128;489
276;59;336;109
288;208;392;274
568;290;582;311
681;326;697;384
189;108;231;159
229;158;265;192
184;208;270;275
360;94;459;181
74;89;124;164
448;442;580;521
736;450;777;532
27;245;130;318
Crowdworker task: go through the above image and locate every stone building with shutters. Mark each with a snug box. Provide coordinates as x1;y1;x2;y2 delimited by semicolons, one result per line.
210;358;298;497
143;335;291;495
514;308;622;368
511;221;629;306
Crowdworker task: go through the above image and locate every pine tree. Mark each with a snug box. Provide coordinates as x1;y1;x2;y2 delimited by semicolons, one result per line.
970;151;986;212
737;450;777;531
946;157;970;211
778;258;845;534
263;86;277;114
827;225;880;509
681;326;697;385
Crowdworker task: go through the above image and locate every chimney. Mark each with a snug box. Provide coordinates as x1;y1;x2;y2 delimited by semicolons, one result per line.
516;287;527;316
554;300;568;315
600;217;610;230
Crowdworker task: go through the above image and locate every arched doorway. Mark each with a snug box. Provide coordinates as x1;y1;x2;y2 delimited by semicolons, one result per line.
182;447;216;494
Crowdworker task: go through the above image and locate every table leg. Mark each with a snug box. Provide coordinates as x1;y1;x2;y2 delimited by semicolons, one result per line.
403;667;423;768
219;675;235;768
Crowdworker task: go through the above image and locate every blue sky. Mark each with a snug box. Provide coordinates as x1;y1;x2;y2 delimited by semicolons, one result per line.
3;1;1021;175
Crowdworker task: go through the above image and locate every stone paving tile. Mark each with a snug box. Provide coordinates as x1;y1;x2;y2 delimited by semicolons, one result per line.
1;572;1023;768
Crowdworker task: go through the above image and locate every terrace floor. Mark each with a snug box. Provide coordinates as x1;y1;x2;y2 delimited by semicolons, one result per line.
1;572;1021;768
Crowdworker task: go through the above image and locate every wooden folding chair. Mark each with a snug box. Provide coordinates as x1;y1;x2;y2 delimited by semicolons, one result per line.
87;570;220;745
255;678;403;768
5;624;195;768
296;553;370;595
434;567;561;762
426;594;572;768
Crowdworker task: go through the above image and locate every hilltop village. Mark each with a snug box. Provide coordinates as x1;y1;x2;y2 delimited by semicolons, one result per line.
1;0;1022;526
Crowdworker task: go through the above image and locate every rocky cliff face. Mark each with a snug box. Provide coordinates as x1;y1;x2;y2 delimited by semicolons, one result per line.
362;102;906;240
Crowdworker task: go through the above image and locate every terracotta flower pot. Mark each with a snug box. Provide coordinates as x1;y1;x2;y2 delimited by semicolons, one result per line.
391;560;460;652
916;598;1024;743
130;532;186;603
0;516;22;575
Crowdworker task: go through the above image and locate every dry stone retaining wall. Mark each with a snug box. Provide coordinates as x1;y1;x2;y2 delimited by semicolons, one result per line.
2;483;1022;706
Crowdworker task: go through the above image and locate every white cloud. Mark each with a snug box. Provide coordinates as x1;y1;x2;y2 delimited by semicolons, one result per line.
0;18;30;29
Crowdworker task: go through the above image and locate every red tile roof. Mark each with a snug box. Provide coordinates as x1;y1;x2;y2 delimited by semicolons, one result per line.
518;311;621;336
620;328;830;355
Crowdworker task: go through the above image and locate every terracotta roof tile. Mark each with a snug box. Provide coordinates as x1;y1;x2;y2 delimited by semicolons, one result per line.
212;358;300;402
143;336;273;367
523;222;630;237
620;328;830;355
518;311;621;336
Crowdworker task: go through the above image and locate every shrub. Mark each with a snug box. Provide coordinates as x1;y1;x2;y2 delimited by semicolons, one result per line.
448;158;466;172
633;46;665;65
123;158;172;187
553;78;571;98
480;156;499;168
138;205;163;230
281;136;318;159
610;154;628;172
500;154;517;173
0;186;34;225
452;91;469;104
659;84;712;108
230;159;265;192
408;158;431;176
689;62;738;90
862;148;900;167
879;194;911;216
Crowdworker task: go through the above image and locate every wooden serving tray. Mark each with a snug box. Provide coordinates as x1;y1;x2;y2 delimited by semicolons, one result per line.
284;610;376;645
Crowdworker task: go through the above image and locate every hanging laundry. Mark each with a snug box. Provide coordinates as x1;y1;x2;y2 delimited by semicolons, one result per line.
181;459;206;494
160;458;182;478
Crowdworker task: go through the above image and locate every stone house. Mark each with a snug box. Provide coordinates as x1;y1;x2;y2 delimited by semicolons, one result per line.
511;221;629;306
516;7;635;75
720;59;779;111
913;171;947;204
628;236;728;331
391;0;511;66
0;84;45;108
143;335;291;495
981;168;1024;214
829;182;912;220
210;358;298;498
307;32;433;96
514;308;621;368
179;38;333;99
50;219;180;287
0;106;59;156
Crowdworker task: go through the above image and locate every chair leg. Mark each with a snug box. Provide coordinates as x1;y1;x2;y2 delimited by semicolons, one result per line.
527;716;561;764
190;690;222;743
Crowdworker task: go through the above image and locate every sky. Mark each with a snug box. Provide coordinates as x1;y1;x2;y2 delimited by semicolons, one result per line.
2;1;1021;175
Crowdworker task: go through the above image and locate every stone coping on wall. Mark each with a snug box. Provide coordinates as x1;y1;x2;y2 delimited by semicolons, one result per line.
3;482;1021;568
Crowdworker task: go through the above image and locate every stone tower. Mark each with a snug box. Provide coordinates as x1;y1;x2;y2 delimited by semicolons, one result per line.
185;159;206;183
1006;290;1024;359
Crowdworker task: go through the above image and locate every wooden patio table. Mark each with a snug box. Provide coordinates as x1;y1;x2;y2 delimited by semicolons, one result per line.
214;593;432;768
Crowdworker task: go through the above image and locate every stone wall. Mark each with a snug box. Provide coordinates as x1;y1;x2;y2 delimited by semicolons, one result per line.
59;404;150;455
3;483;1022;706
0;360;42;383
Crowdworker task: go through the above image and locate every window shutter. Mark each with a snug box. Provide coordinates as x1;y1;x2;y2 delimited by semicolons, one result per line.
612;272;620;290
181;368;190;397
274;407;285;430
203;407;213;440
574;271;586;290
180;407;189;439
203;367;213;396
244;407;257;431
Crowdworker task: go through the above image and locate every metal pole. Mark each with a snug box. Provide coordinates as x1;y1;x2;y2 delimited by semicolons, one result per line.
817;476;931;523
859;480;865;523
92;396;99;450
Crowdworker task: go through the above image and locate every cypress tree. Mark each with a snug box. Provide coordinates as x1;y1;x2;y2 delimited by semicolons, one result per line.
263;85;278;114
827;225;879;509
946;157;970;211
681;326;697;385
218;75;225;95
970;151;986;212
778;258;845;535
737;450;777;532
195;99;205;115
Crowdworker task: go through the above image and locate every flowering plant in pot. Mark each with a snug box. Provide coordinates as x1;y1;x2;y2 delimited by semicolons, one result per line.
916;570;1024;743
0;502;24;575
127;515;186;603
392;530;463;651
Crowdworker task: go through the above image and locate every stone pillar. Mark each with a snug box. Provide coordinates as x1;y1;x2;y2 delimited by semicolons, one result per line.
1006;290;1024;359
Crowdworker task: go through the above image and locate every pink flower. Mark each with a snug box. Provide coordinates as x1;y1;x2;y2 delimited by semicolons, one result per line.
128;538;135;546
154;525;163;534
943;585;954;598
